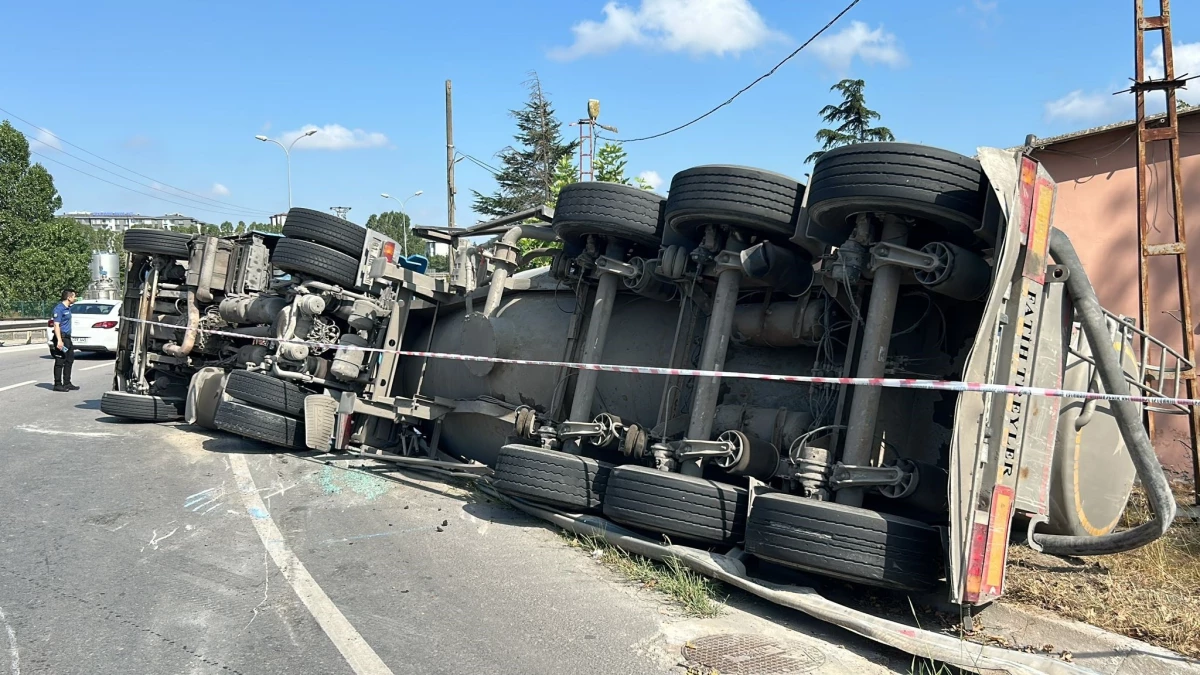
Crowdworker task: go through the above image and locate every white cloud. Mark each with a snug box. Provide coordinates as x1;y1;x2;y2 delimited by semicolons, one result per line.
1044;90;1124;122
549;0;780;60
1146;41;1200;89
810;21;906;71
637;170;663;190
279;124;390;151
30;128;62;152
211;183;230;196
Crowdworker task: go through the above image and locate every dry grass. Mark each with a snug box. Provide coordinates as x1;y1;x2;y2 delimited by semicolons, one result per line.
1004;487;1200;657
561;532;724;617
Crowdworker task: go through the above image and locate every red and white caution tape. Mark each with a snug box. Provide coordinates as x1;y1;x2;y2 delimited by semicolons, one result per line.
127;317;1200;408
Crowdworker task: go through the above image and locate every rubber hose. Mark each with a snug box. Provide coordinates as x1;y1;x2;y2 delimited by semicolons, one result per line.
1030;228;1176;555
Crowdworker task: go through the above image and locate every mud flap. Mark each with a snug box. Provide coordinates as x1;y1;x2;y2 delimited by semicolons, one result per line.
186;367;228;429
304;394;339;450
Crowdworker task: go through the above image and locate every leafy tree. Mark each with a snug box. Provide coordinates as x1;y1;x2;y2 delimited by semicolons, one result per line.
0;218;90;306
472;73;578;217
365;211;428;259
236;220;247;234
0;121;86;307
0;120;62;226
427;254;450;273
806;79;894;164
594;143;629;184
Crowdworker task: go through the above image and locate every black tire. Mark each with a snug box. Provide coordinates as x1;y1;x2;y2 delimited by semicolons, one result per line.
100;391;185;421
492;444;612;511
272;238;362;289
745;492;942;591
213;399;305;449
225;370;309;418
665;165;803;240
602;465;748;546
282;207;367;257
553;182;664;250
123;229;191;259
805;143;987;248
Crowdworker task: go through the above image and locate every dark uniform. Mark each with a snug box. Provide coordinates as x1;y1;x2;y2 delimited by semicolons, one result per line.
51;301;75;390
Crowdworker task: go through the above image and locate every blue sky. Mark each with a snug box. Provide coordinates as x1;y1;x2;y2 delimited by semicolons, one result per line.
1;0;1196;228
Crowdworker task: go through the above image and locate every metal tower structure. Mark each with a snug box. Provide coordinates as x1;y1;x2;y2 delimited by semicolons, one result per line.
330;206;351;221
570;99;619;182
1132;0;1200;502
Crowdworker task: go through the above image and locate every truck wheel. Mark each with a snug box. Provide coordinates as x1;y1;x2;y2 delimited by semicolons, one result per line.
602;465;748;546
553;182;664;250
225;370;309;418
492;444;612;511
282;207;368;257
745;492;942;591
100;391;185;421
123;229;192;259
272;238;362;289
805;143;988;248
664;165;804;241
213;399;306;450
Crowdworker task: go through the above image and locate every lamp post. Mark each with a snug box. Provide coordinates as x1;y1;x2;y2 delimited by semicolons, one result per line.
380;190;423;257
255;129;318;209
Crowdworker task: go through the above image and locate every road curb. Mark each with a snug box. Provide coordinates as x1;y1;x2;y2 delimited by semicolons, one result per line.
975;603;1200;674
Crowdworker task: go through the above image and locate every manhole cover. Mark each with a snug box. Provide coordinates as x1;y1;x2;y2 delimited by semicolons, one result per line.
681;633;826;674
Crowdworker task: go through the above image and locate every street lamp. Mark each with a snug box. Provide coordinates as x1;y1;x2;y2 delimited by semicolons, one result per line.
255;128;318;209
380;190;424;257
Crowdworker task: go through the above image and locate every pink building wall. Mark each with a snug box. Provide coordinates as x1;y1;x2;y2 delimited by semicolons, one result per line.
1030;111;1200;477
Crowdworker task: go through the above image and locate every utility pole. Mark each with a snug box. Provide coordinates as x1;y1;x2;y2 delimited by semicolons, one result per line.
569;100;618;182
446;79;457;276
330;206;351;220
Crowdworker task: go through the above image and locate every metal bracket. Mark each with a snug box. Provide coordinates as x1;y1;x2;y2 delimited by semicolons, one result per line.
676;438;736;461
870;242;940;273
1025;513;1050;553
710;250;744;274
1045;264;1070;284
558;413;626;447
594;255;638;278
828;462;906;490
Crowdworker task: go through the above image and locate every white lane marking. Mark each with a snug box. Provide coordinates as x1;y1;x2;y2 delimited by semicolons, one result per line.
81;362;114;371
0;345;49;355
0;604;18;675
0;381;36;393
229;453;393;675
13;425;116;438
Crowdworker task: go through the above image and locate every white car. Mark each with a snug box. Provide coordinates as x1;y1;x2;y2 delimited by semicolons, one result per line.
46;300;122;353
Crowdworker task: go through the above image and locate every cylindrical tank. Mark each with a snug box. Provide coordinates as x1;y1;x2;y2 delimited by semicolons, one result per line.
85;252;122;300
91;252;120;282
401;288;822;465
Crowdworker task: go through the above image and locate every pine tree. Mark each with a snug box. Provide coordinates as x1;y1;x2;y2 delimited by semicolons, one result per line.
806;79;894;164
472;73;578;217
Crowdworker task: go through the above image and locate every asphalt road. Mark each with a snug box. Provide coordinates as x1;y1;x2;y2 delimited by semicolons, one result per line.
0;345;904;675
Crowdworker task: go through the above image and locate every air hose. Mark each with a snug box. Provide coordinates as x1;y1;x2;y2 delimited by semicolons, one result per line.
1029;228;1176;555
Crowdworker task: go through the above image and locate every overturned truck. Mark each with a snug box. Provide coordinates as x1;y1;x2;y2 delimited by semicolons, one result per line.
105;144;1180;623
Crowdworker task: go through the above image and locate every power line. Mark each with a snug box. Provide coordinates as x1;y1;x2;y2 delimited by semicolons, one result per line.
0;104;272;214
604;0;863;143
17;130;271;217
30;150;273;220
456;151;501;176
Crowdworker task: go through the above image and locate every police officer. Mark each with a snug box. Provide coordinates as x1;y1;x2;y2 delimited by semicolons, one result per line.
51;288;78;392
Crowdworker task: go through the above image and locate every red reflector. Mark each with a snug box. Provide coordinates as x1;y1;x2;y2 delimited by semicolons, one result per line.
47;320;54;327
964;521;988;603
92;321;118;329
382;241;396;262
